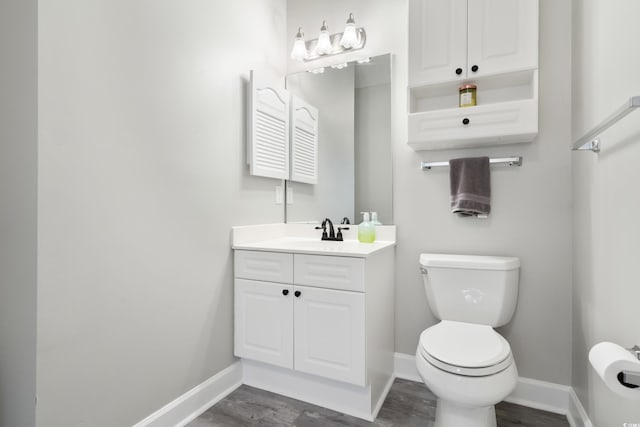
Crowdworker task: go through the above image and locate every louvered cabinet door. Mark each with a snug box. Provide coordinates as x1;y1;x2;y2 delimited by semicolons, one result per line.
247;70;290;179
290;96;318;184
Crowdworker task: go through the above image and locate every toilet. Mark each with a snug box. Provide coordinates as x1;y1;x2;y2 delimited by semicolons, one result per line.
416;253;520;427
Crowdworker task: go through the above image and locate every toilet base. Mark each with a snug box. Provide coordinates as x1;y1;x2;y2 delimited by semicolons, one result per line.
435;399;496;427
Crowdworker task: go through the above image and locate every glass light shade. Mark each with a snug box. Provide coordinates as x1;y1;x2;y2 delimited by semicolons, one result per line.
315;21;332;55
290;27;307;61
291;38;308;61
340;23;358;48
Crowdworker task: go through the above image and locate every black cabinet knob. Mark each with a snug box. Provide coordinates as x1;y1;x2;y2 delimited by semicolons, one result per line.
455;67;463;75
471;65;479;72
462;118;470;125
282;289;289;296
294;290;301;298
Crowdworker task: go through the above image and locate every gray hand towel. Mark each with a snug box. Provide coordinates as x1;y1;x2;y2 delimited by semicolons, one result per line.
449;156;491;217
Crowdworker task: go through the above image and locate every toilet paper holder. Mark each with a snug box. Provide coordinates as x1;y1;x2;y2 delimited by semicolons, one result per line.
621;345;640;388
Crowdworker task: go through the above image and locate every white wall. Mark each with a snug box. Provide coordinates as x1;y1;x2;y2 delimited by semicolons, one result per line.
0;1;38;426
288;0;573;385
36;1;286;425
572;0;640;424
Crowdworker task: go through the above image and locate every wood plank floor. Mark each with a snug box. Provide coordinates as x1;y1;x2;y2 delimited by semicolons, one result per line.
188;378;570;427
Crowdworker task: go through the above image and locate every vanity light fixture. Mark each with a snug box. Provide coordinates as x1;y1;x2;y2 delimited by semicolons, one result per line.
290;27;308;61
339;13;358;48
331;62;349;70
356;57;371;64
315;21;332;55
308;67;325;74
290;13;367;63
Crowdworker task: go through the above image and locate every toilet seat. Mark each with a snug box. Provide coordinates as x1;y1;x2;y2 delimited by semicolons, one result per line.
419;321;512;377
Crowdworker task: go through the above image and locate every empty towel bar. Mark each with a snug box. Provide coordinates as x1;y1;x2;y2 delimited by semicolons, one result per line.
421;156;523;171
573;96;640;152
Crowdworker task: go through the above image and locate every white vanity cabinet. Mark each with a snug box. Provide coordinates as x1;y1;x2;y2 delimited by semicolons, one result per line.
234;251;368;385
233;244;395;421
409;0;539;86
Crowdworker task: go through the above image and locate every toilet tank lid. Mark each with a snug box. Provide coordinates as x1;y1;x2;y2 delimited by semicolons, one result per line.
419;253;520;270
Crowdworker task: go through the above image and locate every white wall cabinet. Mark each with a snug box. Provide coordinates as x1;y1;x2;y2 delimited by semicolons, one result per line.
233;248;394;420
409;0;538;87
408;0;539;150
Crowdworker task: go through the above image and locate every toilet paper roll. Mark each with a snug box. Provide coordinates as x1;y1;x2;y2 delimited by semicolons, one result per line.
589;341;640;400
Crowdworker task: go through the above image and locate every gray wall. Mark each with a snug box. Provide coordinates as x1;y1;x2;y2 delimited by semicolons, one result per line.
288;0;573;385
0;1;38;426
572;0;640;424
36;1;286;425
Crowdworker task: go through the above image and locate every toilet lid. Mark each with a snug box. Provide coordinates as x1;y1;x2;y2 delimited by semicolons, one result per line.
419;321;511;369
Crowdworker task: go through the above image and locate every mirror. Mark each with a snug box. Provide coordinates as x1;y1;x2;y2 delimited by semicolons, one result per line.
285;54;392;225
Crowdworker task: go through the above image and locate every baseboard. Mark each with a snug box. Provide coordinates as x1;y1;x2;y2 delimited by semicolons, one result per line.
566;387;593;427
394;352;593;427
394;351;422;382
134;354;594;427
133;361;242;427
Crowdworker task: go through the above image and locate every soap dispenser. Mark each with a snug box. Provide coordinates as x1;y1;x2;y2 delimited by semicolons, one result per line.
358;212;376;243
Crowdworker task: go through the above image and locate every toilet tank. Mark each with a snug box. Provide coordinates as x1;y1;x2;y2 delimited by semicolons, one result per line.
420;253;520;327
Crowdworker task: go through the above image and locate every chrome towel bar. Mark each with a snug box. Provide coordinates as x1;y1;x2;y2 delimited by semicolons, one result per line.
573;96;640;152
421;156;523;171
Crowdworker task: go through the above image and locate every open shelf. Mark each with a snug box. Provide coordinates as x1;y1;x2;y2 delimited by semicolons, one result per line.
407;69;539;151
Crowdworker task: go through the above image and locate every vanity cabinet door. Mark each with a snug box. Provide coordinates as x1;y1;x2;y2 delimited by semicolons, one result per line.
293;285;365;386
234;279;293;369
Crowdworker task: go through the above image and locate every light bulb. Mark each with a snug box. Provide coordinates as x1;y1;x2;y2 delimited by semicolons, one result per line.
315;21;332;55
340;13;358;48
290;27;308;61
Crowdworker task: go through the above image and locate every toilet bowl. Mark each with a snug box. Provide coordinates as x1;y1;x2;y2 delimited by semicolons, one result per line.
416;321;518;427
416;254;520;427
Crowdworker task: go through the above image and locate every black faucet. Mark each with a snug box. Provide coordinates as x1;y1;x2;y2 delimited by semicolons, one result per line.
315;218;349;241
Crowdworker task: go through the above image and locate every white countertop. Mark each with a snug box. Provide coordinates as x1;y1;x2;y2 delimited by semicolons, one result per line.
231;223;396;258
